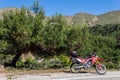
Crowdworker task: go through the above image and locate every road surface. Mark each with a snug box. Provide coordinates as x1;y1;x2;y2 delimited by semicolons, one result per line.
0;71;120;80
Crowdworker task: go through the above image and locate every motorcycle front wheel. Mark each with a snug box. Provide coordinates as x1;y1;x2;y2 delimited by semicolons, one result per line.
95;64;107;75
70;63;81;73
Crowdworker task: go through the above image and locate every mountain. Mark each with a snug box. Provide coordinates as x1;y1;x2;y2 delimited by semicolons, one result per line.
97;10;120;25
66;10;120;26
0;8;120;26
72;12;95;25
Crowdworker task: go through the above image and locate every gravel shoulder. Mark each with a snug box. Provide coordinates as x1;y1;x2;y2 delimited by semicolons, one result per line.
0;69;120;80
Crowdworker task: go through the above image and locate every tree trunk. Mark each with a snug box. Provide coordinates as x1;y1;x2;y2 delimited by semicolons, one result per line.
4;52;22;68
11;52;22;67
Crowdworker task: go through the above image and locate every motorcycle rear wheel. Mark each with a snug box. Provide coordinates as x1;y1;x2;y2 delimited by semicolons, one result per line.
70;63;81;73
95;64;107;75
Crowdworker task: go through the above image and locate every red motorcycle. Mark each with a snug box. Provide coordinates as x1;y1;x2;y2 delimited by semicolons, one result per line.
69;51;107;75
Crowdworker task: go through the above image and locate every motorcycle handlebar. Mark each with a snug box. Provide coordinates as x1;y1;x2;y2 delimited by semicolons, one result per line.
89;52;97;57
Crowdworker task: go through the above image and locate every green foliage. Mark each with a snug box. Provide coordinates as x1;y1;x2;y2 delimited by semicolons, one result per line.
15;55;69;69
31;1;45;47
66;25;82;50
57;55;69;67
88;24;120;69
89;24;120;36
16;59;24;68
38;55;69;69
24;60;40;69
2;7;34;52
0;20;9;50
104;62;117;69
47;58;62;69
118;59;120;70
31;0;42;13
0;4;46;66
39;56;62;69
0;54;14;65
42;14;69;55
16;57;43;69
66;24;90;51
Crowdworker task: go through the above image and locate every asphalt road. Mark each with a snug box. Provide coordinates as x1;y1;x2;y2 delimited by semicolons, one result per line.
0;71;120;80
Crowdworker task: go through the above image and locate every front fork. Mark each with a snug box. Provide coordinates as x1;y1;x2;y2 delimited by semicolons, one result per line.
95;60;102;69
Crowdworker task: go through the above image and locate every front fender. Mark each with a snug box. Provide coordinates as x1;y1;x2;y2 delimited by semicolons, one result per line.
97;58;104;62
92;58;104;65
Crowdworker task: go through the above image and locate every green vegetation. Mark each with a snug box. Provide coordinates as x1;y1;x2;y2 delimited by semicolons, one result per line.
89;24;120;69
0;1;120;70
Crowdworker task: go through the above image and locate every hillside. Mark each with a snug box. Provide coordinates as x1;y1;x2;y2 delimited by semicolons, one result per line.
72;12;95;25
67;10;120;26
0;8;120;26
0;8;17;19
97;10;120;25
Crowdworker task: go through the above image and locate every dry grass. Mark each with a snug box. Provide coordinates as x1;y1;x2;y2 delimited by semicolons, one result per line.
1;68;67;75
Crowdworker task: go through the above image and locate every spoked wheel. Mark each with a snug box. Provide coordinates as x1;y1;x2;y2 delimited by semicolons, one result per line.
70;63;81;73
95;64;107;75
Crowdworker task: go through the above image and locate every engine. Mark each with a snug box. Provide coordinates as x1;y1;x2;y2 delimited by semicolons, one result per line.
84;61;92;69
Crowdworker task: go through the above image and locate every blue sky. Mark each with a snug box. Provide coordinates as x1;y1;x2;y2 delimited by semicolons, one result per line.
0;0;120;16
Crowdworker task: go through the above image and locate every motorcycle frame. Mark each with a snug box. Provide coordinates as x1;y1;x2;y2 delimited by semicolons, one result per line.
76;55;104;66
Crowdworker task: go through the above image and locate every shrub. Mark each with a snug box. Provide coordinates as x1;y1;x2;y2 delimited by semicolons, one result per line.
22;57;40;69
57;55;69;67
16;57;43;69
16;59;24;68
41;58;62;69
0;54;14;65
49;59;62;69
104;62;117;69
118;60;120;70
